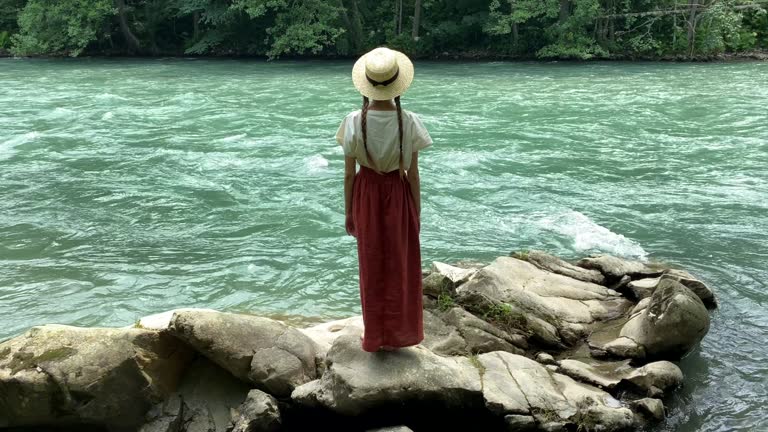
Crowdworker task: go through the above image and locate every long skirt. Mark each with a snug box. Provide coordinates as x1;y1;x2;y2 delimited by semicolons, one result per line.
352;165;424;352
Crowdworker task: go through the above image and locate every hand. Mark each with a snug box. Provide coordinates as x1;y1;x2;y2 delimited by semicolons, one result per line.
345;213;356;237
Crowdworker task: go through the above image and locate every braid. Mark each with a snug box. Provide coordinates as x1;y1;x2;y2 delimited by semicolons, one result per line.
395;96;405;179
361;96;380;173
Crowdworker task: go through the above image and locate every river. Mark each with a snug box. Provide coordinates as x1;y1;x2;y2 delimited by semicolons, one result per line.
0;58;766;431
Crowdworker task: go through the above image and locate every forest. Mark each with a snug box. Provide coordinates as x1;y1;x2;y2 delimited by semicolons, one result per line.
0;0;766;60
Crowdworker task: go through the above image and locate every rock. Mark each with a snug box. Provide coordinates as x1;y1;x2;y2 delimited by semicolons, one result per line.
433;261;478;284
139;394;184;432
536;352;556;365
440;307;527;354
661;269;716;308
631;298;652;315
422;272;455;298
175;356;251;432
608;275;631;292
298;316;363;361
576;254;663;280
629;398;665;421
627;277;660;300
421;309;468;356
603;278;710;360
624;361;684;395
228;389;281;432
456;290;562;348
290;334;482;416
503;414;537;430
478;351;634;430
423;262;478;298
525;250;606;285
0;325;193;431
133;308;221;331
599;337;646;359
557;359;683;395
366;427;414;432
456;257;631;344
169;310;317;397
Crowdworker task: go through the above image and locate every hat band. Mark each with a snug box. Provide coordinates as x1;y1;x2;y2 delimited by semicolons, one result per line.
366;68;400;87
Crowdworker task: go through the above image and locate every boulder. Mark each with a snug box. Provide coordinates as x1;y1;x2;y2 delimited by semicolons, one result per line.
608;275;631;292
228;389;281;432
172;356;251;432
423;262;478;298
290;334;483;416
630;298;652;315
576;254;663;280
478;351;635;430
456;257;631;344
366;427;414;432
629;398;665;421
503;414;537;430
138;394;184;432
661;269;716;308
627;277;660;300
421;309;468;356
525;250;606;285
436;307;527;355
557;359;683;395
298;316;363;361
0;325;193;431
168;310;317;397
600;278;710;360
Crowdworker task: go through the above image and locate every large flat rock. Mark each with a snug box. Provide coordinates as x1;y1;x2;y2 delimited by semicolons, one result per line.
291;334;482;416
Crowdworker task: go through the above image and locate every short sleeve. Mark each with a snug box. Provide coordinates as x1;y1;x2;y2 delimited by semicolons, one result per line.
335;112;357;157
408;111;432;151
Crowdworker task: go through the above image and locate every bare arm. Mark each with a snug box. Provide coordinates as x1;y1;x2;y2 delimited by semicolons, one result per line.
344;156;357;235
406;151;421;218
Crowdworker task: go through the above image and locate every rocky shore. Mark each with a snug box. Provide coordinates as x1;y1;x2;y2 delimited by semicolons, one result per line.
0;251;715;432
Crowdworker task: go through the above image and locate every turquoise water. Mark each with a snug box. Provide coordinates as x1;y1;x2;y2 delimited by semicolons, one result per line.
1;58;766;430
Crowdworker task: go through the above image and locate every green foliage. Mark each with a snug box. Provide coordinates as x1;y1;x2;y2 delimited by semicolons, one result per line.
260;0;345;58
11;0;114;56
437;293;455;311
467;353;486;378
482;301;528;332
3;0;765;58
0;30;10;49
511;250;529;261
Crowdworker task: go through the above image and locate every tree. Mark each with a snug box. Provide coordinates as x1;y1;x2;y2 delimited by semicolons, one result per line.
11;0;114;56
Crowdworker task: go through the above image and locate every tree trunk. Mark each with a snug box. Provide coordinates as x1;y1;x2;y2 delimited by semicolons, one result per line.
115;0;140;52
412;0;422;40
512;23;519;47
398;0;404;35
193;11;200;40
687;0;698;57
559;0;571;24
511;0;519;47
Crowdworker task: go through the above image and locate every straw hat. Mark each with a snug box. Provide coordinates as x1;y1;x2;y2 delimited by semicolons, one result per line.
352;47;414;101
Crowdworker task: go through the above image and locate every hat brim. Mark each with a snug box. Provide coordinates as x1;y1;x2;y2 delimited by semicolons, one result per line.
352;50;414;100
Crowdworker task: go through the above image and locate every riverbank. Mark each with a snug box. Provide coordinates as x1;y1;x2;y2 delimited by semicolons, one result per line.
0;251;714;431
2;49;767;62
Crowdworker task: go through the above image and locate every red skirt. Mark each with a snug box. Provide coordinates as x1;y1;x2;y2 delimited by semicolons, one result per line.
352;165;424;352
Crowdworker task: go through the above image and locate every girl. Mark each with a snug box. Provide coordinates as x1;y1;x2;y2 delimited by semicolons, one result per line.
336;47;433;352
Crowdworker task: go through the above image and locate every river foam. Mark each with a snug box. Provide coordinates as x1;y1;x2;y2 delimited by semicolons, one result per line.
537;210;648;260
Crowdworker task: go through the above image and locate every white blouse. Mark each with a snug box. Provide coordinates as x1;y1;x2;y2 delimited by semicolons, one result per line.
335;109;433;172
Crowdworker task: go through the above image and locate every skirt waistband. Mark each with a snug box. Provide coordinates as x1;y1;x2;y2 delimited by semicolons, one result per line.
358;165;405;183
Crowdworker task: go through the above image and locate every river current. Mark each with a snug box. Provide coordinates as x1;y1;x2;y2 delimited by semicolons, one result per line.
0;58;766;431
